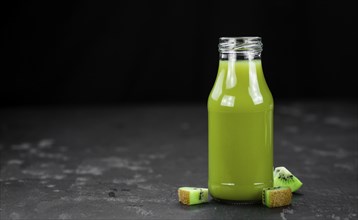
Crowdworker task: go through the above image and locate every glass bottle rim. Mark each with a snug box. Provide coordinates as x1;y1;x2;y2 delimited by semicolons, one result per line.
219;36;261;41
218;36;263;54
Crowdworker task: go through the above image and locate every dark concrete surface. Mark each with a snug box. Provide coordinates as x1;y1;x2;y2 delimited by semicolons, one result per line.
0;101;357;219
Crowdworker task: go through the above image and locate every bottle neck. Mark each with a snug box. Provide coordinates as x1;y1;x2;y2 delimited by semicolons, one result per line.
219;52;261;61
218;37;263;61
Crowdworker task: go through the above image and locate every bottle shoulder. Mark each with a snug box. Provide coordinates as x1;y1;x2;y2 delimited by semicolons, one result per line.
208;60;273;112
208;90;273;112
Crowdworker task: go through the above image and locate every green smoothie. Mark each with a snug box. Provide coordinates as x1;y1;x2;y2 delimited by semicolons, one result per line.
208;59;274;202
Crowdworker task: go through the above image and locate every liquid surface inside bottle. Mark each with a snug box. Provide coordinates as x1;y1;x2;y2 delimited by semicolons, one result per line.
208;37;273;202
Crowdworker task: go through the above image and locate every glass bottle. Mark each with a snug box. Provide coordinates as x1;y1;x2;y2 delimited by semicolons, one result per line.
208;37;274;203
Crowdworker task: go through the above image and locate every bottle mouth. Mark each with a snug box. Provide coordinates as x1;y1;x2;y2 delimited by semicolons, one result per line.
219;37;263;54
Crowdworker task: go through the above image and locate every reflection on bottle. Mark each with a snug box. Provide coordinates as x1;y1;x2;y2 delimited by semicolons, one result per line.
221;182;235;186
254;182;264;186
221;95;235;107
226;54;237;89
248;60;263;105
254;182;265;188
211;70;225;101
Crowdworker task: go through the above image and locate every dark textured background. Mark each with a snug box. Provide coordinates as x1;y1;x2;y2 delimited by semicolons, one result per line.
2;0;357;105
1;1;358;219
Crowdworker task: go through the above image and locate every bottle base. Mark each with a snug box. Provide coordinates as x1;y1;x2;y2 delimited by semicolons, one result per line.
211;196;261;205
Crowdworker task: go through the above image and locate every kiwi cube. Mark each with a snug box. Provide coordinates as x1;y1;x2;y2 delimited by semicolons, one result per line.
178;187;209;205
262;186;292;208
